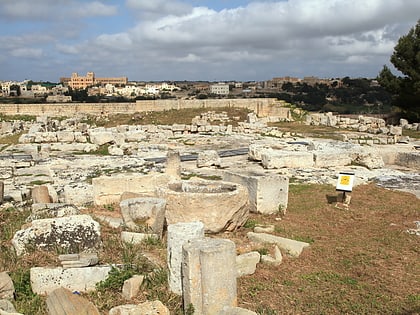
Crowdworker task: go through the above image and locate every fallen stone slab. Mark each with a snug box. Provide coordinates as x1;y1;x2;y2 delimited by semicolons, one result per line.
247;232;310;257
236;251;260;277
261;151;314;169
121;231;158;244
46;287;100;315
27;203;80;221
109;300;169;315
122;275;144;300
30;266;112;295
261;245;282;266
59;253;99;269
12;214;101;255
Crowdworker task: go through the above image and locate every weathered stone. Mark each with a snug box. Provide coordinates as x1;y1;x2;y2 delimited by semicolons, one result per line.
261;245;282;266
166;150;181;178
120;197;166;236
0;273;14;300
0;181;4;204
253;225;275;233
27;203;80;221
95;215;124;229
46;287;100;315
182;238;237;315
261;151;314;169
30;266;112;295
223;171;288;214
236;251;260;277
31;185;51;204
395;152;420;169
248;144;272;161
88;130;117;146
59;253;99;269
92;174;171;205
122;275;144;300
109;300;169;315
313;151;352;167
121;231;158;244
353;152;385;169
167;221;205;295
63;183;93;206
247;232;310;257
196;150;222;168
158;180;249;233
12;214;101;255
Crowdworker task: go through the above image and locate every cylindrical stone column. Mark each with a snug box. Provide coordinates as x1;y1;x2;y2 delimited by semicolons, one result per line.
182;238;237;315
31;185;51;203
167;221;204;295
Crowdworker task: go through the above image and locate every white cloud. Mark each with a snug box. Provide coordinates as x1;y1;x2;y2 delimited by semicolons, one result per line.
126;0;192;17
10;48;43;58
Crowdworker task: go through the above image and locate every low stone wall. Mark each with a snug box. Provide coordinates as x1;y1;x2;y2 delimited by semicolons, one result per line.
0;98;291;119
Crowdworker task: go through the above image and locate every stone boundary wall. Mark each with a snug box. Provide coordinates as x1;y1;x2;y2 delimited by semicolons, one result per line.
0;98;291;119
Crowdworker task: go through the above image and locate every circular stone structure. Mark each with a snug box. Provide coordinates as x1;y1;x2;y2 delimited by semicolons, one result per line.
158;180;249;233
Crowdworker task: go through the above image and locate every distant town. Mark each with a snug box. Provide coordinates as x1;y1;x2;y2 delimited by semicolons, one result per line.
0;72;390;115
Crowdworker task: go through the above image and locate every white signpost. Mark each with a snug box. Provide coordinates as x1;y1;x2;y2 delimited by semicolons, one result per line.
336;172;355;206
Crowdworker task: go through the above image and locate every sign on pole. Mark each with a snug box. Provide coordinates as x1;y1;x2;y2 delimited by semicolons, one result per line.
336;172;355;192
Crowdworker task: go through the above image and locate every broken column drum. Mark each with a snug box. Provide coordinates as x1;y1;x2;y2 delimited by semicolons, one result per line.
158;180;249;233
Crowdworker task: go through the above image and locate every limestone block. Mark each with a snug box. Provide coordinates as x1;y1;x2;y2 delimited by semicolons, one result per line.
30;266;112;295
388;125;402;136
121;231;158;244
12;214;101;255
167;221;204;295
182;238;237;315
125;130;147;142
46;287;100;315
122;275;144;299
261;151;314;169
63;183;93;206
92;173;171;205
109;300;169;315
247;232;310;258
31;185;51;204
248;144;272;161
34;132;57;143
223;171;288;214
166;150;181;178
396;152;420;169
0;272;14;299
218;306;258;315
27;203;80;221
196;150;222;168
261;246;282;266
59;253;99;269
95;215;124;229
88;130;116;145
353;152;385;169
313;151;352;168
74;131;88;143
158;180;249;233
236;251;260;277
120;197;166;236
56;131;75;143
108;145;124;156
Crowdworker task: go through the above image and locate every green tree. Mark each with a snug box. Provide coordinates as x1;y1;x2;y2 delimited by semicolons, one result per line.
377;20;420;120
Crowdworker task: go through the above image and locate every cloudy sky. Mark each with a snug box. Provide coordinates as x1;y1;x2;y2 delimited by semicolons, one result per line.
0;0;419;82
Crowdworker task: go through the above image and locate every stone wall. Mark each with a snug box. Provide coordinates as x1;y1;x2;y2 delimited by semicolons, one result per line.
0;98;291;119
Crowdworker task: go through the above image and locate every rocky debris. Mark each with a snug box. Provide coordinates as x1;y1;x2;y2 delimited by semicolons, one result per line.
353;152;385;169
122;275;144;300
120;197;166;236
236;251;261;277
30;266;112;295
406;221;420;236
31;185;52;203
59;253;99;269
12;214;101;255
109;300;169;315
261;245;282;266
0;273;14;300
46;287;100;315
196;150;222;168
121;231;159;244
247;232;310;258
218;306;258;315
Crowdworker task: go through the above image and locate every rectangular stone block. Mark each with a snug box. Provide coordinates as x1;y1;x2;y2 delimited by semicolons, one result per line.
261;151;314;169
313;151;352;168
223;171;288;214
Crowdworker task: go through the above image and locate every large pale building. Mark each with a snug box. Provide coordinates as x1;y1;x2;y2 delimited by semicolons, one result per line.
62;72;128;89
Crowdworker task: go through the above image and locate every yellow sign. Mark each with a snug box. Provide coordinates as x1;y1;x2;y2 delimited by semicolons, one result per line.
336;172;355;192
